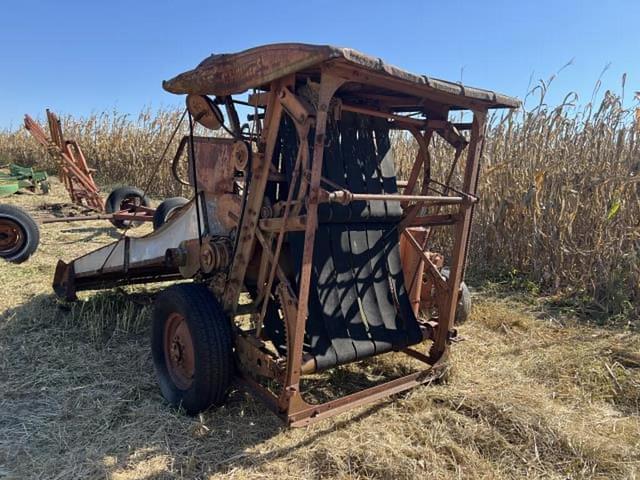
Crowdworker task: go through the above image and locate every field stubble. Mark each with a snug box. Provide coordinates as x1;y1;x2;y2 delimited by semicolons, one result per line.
0;84;638;478
0;182;638;479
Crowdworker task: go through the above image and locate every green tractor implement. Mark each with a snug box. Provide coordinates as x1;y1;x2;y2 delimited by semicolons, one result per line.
0;163;49;197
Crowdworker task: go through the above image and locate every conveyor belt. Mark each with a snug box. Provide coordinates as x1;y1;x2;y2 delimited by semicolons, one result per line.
264;111;423;370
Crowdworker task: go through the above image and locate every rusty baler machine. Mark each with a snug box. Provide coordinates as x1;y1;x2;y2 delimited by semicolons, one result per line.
52;44;519;426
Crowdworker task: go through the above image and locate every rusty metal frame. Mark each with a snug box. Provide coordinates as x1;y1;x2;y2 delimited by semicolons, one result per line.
24;110;155;225
39;205;156;224
37;70;487;426
222;78;287;313
25;110;105;212
218;64;489;426
41;46;495;427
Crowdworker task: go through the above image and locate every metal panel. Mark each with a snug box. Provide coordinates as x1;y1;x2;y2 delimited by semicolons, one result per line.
163;43;520;109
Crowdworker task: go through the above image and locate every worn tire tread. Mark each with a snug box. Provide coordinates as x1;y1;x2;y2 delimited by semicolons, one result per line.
152;197;189;230
152;283;233;414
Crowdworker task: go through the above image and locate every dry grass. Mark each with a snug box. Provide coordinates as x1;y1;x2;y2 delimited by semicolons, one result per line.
1;181;639;479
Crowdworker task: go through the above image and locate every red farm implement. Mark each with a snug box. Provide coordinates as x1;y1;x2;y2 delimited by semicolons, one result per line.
24;110;156;228
51;43;519;426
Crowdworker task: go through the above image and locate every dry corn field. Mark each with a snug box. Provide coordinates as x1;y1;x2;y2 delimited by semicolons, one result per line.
0;87;639;479
2;90;638;324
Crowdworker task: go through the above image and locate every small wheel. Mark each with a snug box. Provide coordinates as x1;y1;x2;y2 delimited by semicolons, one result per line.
441;268;472;325
152;283;233;414
0;204;40;263
456;281;471;325
105;186;151;229
152;197;189;230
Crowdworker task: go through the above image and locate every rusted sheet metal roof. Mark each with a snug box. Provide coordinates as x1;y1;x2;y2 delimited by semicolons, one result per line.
163;43;520;109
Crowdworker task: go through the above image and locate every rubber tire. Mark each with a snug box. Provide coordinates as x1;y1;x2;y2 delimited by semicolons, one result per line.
441;268;472;325
456;281;472;325
0;204;40;263
152;283;234;414
105;186;151;229
152;197;189;230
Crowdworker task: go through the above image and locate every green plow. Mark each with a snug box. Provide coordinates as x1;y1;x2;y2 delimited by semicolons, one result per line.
0;163;49;197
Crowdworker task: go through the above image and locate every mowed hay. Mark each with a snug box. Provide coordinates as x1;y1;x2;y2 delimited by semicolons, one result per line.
1;182;639;479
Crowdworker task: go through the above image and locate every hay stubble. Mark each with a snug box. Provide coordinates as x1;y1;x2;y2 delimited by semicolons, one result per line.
0;183;638;479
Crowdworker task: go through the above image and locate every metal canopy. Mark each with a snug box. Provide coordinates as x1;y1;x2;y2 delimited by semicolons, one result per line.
162;43;520;110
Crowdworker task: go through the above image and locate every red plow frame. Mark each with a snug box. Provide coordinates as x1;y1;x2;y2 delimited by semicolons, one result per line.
24;110;104;212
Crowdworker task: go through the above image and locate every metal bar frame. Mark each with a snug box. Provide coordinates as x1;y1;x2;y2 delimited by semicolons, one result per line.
222;78;287;313
24;111;105;212
40;209;155;224
217;64;490;426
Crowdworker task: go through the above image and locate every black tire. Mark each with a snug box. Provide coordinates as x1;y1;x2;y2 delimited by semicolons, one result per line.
441;268;472;325
0;204;40;263
456;281;472;325
152;283;234;414
152;197;189;230
105;186;151;229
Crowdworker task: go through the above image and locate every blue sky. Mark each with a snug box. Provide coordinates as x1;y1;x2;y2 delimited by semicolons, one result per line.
0;0;638;128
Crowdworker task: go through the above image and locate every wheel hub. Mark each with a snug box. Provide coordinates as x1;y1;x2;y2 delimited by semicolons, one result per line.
170;335;186;363
0;219;24;256
120;195;142;211
164;312;195;390
118;195;143;227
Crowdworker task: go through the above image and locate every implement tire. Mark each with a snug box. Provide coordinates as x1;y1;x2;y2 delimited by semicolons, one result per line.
0;204;40;263
152;197;189;230
442;268;472;325
151;283;234;414
105;186;150;229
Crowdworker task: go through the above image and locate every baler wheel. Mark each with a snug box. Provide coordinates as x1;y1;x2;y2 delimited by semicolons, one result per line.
441;268;472;325
151;284;233;414
164;312;195;390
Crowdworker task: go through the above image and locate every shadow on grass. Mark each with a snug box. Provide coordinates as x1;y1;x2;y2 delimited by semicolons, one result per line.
37;201;91;217
57;225;123;242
